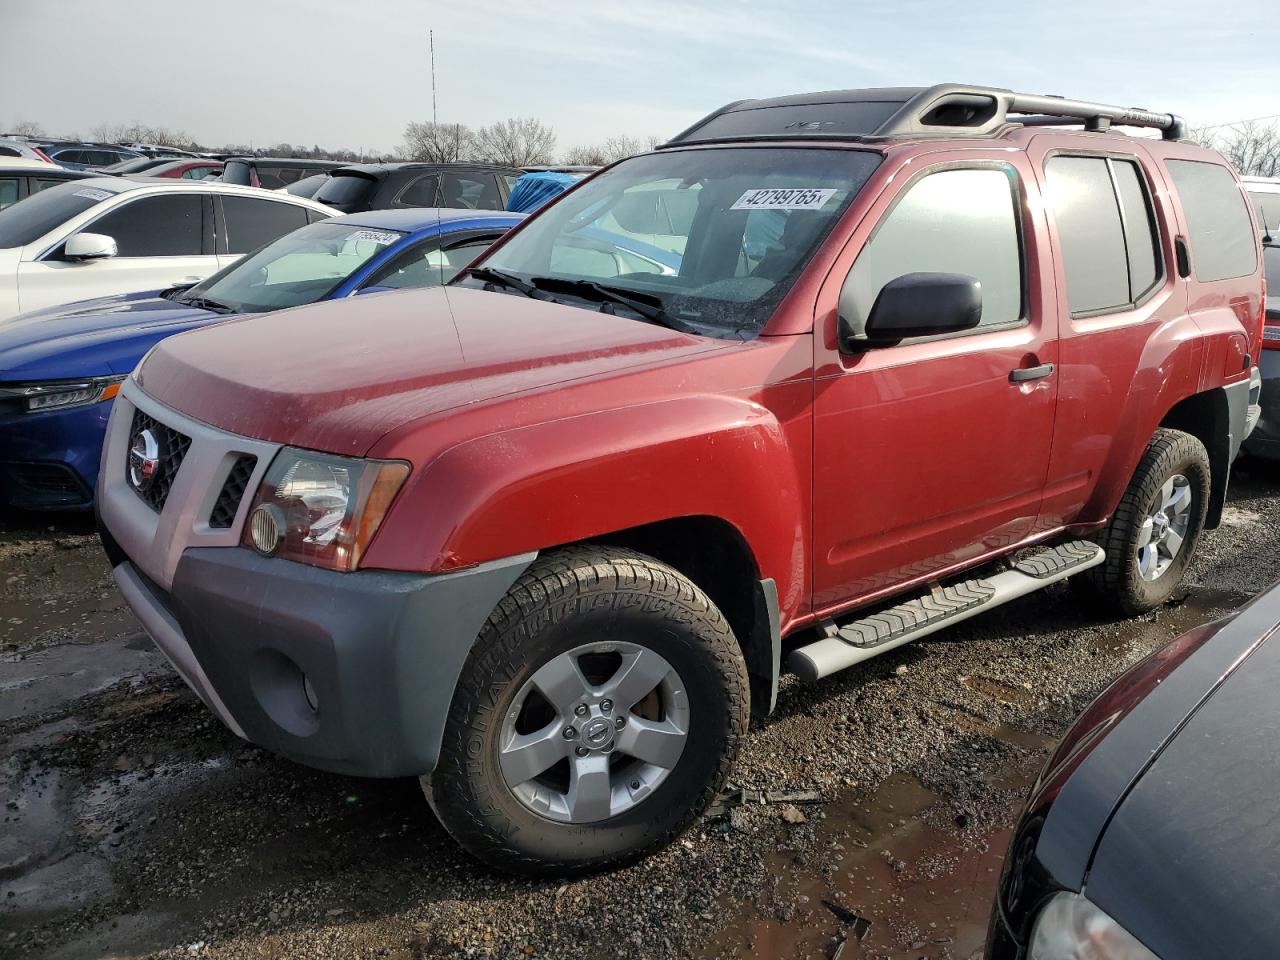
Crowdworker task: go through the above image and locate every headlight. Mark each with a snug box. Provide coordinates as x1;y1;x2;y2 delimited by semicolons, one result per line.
242;447;409;571
0;375;126;413
1029;893;1158;960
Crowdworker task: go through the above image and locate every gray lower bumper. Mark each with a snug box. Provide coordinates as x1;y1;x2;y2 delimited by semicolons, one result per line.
111;545;534;778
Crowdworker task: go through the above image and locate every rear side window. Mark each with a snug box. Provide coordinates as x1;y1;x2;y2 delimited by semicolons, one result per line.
1044;155;1161;314
0;179;19;211
0;146;19;158
88;194;203;257
439;173;504;210
221;196;308;254
1166;160;1257;282
844;166;1024;331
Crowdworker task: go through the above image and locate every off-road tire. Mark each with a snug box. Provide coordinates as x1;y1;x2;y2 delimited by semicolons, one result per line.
423;546;750;876
1076;428;1210;616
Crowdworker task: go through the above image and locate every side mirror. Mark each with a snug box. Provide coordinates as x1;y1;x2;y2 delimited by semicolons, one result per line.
841;272;982;347
64;233;118;262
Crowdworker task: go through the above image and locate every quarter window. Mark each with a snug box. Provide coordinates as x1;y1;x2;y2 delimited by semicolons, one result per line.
844;167;1024;332
87;194;203;257
221;196;309;254
1166;159;1257;282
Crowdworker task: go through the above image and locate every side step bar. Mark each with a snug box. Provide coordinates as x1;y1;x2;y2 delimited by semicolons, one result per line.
789;541;1105;682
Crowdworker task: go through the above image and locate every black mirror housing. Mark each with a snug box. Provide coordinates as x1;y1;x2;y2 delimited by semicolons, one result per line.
842;272;983;348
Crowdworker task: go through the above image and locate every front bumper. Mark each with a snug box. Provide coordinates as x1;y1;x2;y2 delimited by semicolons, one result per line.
105;539;532;777
1243;352;1280;460
0;400;111;509
97;381;535;777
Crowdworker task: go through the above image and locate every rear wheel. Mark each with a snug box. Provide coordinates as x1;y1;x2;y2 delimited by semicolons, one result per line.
1078;428;1210;616
424;546;749;875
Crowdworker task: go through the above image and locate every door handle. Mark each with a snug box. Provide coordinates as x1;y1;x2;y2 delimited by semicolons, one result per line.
1009;363;1054;383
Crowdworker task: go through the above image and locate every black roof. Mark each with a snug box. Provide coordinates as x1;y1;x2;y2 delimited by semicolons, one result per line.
223;157;348;168
662;83;1187;148
328;161;523;179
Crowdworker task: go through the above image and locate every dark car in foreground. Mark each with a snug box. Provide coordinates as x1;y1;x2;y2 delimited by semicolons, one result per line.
222;157;346;190
988;580;1280;960
313;162;521;213
0;208;521;509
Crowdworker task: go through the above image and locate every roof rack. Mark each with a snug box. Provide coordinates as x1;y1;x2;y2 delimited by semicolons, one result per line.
660;84;1187;148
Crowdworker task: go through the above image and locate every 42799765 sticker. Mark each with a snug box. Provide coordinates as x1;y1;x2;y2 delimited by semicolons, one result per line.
730;187;837;211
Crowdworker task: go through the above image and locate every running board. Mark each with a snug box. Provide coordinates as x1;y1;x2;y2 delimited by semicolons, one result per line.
788;541;1104;682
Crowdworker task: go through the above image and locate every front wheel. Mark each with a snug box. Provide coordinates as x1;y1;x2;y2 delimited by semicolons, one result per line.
1078;428;1210;616
424;546;749;875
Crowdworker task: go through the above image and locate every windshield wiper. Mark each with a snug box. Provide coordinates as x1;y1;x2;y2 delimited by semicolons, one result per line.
527;277;708;336
178;295;236;314
465;267;551;300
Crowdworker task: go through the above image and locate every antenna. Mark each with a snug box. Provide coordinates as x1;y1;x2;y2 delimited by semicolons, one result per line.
430;30;438;127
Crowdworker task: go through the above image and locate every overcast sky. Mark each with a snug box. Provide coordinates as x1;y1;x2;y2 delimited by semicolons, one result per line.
5;0;1278;154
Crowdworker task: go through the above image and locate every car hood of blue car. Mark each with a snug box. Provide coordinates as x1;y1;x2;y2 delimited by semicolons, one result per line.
0;290;219;382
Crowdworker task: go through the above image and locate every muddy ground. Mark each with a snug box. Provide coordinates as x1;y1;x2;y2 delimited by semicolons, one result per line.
3;463;1278;960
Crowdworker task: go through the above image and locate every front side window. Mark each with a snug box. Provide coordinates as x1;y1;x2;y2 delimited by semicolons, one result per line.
472;146;882;338
178;220;404;312
364;235;501;289
843;166;1024;332
82;193;203;257
1044;155;1161;315
1167;159;1257;282
221;196;309;254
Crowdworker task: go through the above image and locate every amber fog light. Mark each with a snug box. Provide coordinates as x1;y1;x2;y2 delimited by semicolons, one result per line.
249;503;285;555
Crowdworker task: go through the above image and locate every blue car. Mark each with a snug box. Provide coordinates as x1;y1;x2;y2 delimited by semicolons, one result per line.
0;208;523;509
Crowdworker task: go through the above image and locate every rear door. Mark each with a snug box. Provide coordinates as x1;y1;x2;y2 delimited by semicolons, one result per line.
15;192;217;313
215;195;310;268
811;153;1058;612
1026;137;1195;528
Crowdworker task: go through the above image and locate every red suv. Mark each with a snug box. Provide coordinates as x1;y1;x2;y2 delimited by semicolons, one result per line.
97;84;1264;874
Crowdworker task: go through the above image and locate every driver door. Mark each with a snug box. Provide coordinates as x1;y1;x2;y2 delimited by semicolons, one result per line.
811;156;1058;613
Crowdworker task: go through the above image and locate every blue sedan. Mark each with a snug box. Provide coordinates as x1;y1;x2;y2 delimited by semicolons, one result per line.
0;208;523;509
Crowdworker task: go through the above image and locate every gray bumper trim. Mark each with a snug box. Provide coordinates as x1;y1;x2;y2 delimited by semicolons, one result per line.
114;562;247;740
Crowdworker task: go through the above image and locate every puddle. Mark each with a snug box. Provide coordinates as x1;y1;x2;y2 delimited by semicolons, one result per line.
703;743;1048;960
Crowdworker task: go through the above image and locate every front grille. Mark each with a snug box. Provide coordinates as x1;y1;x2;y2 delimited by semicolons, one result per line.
209;455;257;528
128;409;191;512
2;461;92;508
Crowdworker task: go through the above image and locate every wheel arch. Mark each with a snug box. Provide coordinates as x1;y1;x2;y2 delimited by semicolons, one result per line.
1159;388;1230;529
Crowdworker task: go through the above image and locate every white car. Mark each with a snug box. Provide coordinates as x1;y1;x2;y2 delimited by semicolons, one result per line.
0;178;335;322
0;138;54;166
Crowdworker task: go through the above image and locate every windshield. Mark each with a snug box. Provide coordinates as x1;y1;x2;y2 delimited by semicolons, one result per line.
179;220;404;313
465;147;881;338
0;181;120;248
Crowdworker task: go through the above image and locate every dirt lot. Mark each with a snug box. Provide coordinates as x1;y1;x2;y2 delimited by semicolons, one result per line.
3;463;1279;960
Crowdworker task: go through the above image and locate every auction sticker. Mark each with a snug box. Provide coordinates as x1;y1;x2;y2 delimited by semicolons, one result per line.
731;187;837;211
73;188;113;202
345;230;400;246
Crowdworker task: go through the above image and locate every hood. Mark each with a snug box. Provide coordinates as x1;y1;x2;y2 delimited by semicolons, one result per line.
1084;622;1280;960
0;291;215;381
135;285;733;455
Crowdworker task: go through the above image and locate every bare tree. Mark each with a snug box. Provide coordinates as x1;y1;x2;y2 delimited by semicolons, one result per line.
563;143;609;166
474;117;556;167
9;119;44;138
562;133;662;166
1189;120;1280;178
403;121;476;163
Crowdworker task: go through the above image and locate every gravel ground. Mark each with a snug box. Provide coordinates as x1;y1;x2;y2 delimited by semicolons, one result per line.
2;461;1278;960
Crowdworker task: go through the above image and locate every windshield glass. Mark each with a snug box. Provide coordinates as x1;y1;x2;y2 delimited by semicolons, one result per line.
0;181;120;248
181;220;404;312
466;147;881;338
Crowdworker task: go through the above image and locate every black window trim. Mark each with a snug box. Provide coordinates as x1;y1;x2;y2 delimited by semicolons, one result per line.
356;227;508;291
838;158;1031;351
1044;147;1167;320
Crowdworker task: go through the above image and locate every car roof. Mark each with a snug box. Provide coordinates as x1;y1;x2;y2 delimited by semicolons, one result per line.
225;157;347;168
333;207;526;231
332;162;523;178
0;165;97;178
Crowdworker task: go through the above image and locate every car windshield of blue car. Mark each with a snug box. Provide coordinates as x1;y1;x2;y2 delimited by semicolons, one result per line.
0;181;122;249
180;221;406;313
460;146;882;339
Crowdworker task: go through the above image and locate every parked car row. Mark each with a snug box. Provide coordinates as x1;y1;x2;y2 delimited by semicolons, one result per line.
3;86;1279;935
